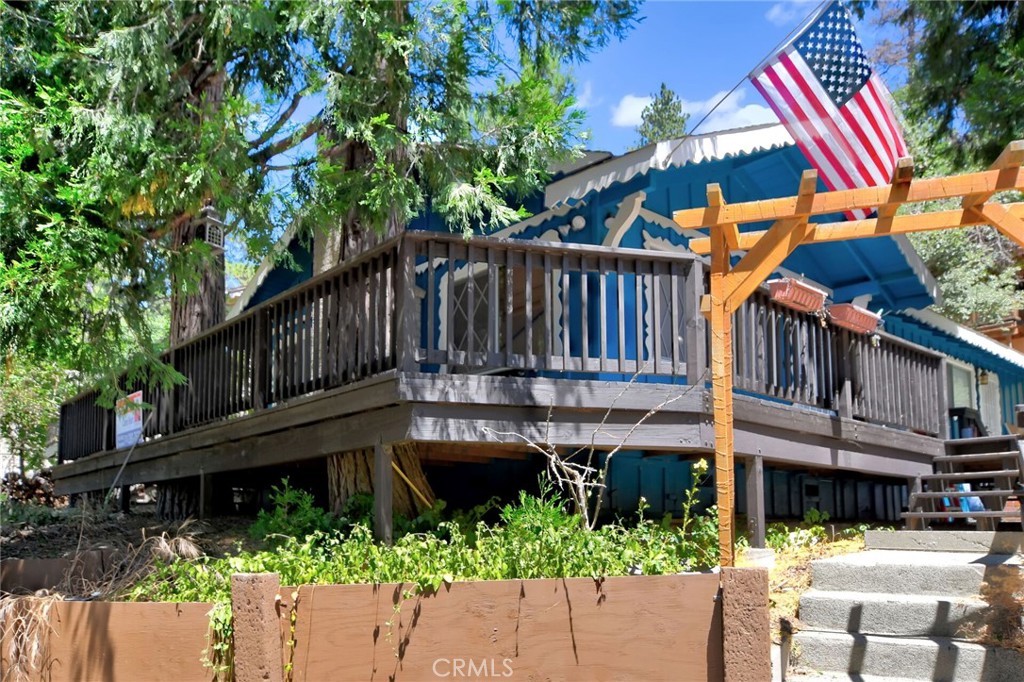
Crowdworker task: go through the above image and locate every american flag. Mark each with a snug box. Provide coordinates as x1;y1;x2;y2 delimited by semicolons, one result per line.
751;2;908;218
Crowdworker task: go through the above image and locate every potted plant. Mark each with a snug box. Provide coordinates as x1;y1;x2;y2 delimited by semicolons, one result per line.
766;278;828;313
829;303;882;334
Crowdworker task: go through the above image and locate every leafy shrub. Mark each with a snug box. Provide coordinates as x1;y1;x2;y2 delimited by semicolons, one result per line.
248;479;339;544
0;494;64;527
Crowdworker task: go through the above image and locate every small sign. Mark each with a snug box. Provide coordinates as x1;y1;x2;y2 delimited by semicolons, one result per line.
115;390;144;449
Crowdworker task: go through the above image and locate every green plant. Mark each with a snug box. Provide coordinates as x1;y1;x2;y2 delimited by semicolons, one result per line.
248;479;338;545
0;496;64;527
802;508;830;526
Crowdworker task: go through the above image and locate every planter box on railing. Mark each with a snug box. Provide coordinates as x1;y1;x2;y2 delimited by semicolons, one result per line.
766;278;827;313
830;303;882;334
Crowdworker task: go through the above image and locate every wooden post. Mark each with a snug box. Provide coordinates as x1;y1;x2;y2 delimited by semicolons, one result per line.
119;485;131;514
709;223;736;567
252;309;267;410
395;237;418;372
231;573;284;682
937;357;951;439
685;260;707;384
374;438;393;544
745;456;766;549
199;468;213;520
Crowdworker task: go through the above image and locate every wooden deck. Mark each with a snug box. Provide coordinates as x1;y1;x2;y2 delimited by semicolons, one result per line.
54;232;947;495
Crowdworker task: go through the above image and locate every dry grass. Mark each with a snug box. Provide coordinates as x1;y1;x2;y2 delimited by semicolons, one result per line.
0;595;59;682
0;525;204;680
967;565;1024;654
737;535;865;643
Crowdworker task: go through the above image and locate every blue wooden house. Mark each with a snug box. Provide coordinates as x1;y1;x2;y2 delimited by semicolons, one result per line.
55;123;1024;534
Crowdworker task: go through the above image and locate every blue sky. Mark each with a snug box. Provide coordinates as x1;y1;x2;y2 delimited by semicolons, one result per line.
571;0;894;153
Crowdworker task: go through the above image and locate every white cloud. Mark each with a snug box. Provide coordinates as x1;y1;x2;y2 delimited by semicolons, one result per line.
610;94;653;127
765;0;819;27
574;81;597;109
680;88;779;133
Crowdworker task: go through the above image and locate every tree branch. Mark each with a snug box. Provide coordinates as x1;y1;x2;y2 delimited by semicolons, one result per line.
249;113;324;166
249;91;305;150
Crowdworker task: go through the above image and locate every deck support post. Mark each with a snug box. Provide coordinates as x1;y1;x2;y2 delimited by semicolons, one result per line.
119;485;131;513
745;456;766;549
708;223;736;567
374;438;393;545
199;469;214;520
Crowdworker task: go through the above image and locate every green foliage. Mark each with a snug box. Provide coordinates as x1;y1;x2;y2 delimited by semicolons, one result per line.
138;493;720;602
897;1;1024;167
248;479;341;545
909;225;1024;324
0;0;640;391
634;82;690;148
0;355;70;472
0;495;64;527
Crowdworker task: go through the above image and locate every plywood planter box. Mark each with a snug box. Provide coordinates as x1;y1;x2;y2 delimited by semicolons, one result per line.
766;278;827;313
829;303;881;334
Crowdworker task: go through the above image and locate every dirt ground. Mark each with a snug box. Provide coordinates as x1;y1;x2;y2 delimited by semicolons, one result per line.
1;504;259;560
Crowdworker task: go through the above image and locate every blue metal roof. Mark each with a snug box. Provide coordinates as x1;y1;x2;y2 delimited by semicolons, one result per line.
885;312;1024;381
636;145;936;311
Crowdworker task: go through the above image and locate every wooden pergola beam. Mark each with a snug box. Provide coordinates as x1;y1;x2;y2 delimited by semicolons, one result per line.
981;202;1024;249
688;202;1024;254
674;165;1024;230
876;157;914;232
707;183;741;250
961;140;1023;211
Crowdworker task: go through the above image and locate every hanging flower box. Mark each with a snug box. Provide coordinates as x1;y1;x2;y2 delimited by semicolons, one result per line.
830;303;882;334
766;278;827;313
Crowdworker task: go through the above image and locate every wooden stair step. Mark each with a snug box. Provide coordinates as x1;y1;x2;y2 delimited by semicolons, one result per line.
944;435;1021;449
912;490;1020;499
902;510;1018;519
934;451;1022;463
921;469;1020;481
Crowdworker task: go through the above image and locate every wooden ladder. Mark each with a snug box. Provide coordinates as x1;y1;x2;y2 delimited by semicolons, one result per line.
904;435;1024;530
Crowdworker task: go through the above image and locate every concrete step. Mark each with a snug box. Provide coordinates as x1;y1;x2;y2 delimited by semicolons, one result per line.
864;530;1024;554
792;631;1024;681
798;589;987;637
810;550;1022;596
787;674;927;682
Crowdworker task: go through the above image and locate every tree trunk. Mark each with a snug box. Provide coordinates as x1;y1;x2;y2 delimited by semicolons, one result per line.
316;144;436;513
159;68;227;521
319;2;434;513
156;478;201;521
327;443;435;518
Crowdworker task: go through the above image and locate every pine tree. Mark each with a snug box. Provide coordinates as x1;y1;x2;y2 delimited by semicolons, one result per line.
634;83;690;148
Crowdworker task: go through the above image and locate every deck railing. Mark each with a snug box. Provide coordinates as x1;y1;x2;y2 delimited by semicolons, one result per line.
730;291;945;435
58;232;946;463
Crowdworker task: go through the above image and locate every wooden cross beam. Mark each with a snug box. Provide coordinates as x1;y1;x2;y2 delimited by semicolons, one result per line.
674;139;1024;568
